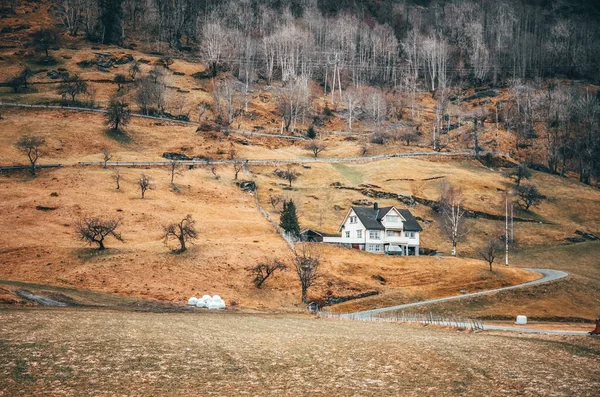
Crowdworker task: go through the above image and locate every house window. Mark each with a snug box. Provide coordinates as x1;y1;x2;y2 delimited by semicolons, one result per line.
387;215;399;223
356;230;362;239
386;230;394;237
345;231;351;238
375;244;381;252
349;216;357;224
369;230;380;239
368;244;382;252
405;231;415;238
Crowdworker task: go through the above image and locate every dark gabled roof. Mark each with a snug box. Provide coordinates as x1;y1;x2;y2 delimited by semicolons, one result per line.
300;228;339;237
398;209;423;232
350;206;423;232
352;206;386;230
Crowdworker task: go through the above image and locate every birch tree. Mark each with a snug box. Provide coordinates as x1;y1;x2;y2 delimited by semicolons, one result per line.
439;181;468;257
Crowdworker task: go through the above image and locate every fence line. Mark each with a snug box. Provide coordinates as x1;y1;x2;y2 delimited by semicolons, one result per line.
78;150;495;168
0;164;63;172
318;310;485;331
0;101;304;141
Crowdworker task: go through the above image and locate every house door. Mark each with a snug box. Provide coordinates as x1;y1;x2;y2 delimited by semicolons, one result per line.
351;244;360;250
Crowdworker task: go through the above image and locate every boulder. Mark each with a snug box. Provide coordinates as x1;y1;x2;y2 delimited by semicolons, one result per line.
115;54;133;65
163;152;191;161
236;180;256;192
77;59;95;68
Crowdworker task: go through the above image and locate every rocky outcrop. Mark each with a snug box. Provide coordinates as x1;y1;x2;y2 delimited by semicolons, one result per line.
331;183;543;223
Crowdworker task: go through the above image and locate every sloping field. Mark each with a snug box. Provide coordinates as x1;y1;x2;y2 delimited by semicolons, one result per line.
0;309;598;396
0;163;538;310
254;157;600;255
396;242;600;321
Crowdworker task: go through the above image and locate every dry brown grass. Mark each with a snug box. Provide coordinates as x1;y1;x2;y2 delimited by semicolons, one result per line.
397;242;600;321
0;162;537;311
0;309;598;396
0;3;598;316
254;157;600;255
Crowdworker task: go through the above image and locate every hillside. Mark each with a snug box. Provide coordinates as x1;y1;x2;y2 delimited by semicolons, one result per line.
0;1;599;320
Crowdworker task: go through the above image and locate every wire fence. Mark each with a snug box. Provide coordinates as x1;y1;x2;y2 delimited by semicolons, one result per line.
0;101;304;140
78;150;496;168
318;310;485;331
0;164;63;172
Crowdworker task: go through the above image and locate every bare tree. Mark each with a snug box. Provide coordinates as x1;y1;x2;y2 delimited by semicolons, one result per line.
199;15;234;77
516;184;543;211
112;168;121;189
204;163;217;180
361;87;387;127
269;194;284;213
101;148;111;168
163;214;198;253
345;89;359;130
135;74;165;115
105;97;131;131
250;259;287;288
15;135;45;176
31;28;60;58
305;140;327;158
169;160;181;185
277;77;311;132
57;0;85;36
507;164;532;186
232;160;243;180
212;79;239;127
281;166;299;187
465;108;488;159
114;74;127;92
400;130;419;146
138;174;154;198
439;181;468;256
76;216;123;250
479;238;502;271
57;75;88;103
293;244;321;304
420;35;448;94
129;59;140;80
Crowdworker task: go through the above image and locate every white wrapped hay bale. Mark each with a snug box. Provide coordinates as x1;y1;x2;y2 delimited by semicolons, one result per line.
207;296;226;310
515;315;527;325
188;297;198;306
196;299;207;308
201;295;212;302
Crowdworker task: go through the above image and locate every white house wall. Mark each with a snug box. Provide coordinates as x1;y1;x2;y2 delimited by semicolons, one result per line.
322;207;420;255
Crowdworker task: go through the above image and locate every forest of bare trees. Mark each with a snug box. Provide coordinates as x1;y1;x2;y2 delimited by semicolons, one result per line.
49;0;600;85
5;0;599;183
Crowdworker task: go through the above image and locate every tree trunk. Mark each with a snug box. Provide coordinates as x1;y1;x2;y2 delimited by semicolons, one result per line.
179;235;186;252
451;242;456;256
98;240;105;250
301;285;307;304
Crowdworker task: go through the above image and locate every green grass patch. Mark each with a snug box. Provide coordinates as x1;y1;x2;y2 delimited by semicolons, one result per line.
332;163;363;185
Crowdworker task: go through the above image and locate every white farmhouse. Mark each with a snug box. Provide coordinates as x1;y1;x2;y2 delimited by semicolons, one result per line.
322;203;422;255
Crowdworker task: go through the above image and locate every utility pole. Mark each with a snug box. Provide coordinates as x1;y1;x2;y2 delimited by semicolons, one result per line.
510;204;514;244
505;193;509;266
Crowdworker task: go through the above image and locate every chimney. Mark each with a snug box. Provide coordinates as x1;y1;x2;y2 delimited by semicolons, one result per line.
374;202;379;211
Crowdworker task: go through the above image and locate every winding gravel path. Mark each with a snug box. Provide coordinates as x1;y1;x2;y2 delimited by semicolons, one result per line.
346;268;590;335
